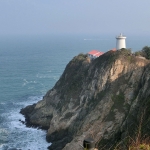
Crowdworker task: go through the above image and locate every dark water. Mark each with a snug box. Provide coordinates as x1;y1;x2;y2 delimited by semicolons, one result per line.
0;34;149;150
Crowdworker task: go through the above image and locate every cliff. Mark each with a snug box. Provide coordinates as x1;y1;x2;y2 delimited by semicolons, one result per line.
20;49;150;150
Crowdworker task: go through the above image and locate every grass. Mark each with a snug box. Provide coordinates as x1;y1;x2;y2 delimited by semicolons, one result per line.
114;109;150;150
111;92;125;113
95;104;150;150
114;136;150;150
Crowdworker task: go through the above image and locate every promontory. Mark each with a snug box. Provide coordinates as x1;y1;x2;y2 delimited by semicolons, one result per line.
20;49;150;150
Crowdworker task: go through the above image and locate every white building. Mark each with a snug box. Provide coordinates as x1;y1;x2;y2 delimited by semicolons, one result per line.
116;33;126;50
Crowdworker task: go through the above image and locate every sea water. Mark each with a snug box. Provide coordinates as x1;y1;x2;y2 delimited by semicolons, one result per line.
0;34;150;150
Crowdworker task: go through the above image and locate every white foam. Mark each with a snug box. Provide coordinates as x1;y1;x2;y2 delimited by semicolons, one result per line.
0;103;5;105
36;72;59;79
53;76;59;81
17;95;43;106
22;79;37;87
0;128;9;135
28;86;34;89
0;95;51;150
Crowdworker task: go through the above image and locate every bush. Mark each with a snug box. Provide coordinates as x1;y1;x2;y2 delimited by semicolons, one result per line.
135;51;142;56
134;46;150;60
120;48;132;55
142;46;150;59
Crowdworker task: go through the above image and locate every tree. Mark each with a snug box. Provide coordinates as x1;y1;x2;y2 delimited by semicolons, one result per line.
135;51;141;56
142;46;150;59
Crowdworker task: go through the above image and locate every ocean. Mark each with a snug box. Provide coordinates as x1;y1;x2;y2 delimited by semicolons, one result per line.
0;34;150;150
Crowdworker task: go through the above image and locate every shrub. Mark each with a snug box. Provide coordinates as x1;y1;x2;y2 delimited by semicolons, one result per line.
142;46;150;59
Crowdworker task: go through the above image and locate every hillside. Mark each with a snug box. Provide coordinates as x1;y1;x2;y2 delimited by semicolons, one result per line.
20;49;150;150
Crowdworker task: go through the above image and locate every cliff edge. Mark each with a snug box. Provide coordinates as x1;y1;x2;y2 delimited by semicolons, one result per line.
20;49;150;150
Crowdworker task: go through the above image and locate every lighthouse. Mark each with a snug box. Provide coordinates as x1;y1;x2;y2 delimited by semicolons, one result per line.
116;33;126;50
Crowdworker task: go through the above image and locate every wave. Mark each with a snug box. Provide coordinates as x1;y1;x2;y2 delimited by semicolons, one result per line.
22;79;37;86
36;73;60;79
0;95;50;150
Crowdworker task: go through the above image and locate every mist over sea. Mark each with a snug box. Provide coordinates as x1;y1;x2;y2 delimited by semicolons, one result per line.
0;34;149;150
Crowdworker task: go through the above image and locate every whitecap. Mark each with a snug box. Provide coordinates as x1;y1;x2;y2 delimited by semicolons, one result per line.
0;103;6;105
0;95;50;150
28;87;34;89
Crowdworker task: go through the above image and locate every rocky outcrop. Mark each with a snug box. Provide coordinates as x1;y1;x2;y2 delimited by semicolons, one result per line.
20;50;150;150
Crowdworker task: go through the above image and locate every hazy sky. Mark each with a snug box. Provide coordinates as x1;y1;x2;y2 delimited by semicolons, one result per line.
0;0;150;36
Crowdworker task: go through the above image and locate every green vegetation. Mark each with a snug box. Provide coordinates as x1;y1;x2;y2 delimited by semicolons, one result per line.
57;53;91;106
135;46;150;60
105;109;115;121
142;46;150;59
111;92;125;112
71;53;87;63
113;97;150;150
129;143;150;150
119;48;132;55
104;92;125;122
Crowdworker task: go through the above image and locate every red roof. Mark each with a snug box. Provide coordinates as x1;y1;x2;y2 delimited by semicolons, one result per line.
88;50;104;57
111;48;116;51
88;50;99;55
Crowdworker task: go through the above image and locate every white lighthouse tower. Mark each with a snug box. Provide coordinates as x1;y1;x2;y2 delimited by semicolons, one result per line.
116;33;126;50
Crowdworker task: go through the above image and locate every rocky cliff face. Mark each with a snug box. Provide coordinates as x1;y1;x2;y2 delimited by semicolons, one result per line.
20;49;150;150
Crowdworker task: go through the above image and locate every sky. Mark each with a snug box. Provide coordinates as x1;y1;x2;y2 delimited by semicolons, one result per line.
0;0;150;36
